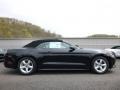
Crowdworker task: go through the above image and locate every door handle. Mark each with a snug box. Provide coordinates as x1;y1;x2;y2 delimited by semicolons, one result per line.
39;51;51;54
47;51;51;53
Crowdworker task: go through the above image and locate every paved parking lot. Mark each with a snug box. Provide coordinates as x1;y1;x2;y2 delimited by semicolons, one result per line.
0;60;120;90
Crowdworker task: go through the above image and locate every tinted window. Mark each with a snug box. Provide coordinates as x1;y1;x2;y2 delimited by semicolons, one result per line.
37;42;71;49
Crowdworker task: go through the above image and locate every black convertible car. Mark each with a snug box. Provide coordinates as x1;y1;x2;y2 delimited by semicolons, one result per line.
4;39;116;75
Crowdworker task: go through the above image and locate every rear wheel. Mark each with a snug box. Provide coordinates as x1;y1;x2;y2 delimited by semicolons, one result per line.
18;57;37;75
91;56;109;74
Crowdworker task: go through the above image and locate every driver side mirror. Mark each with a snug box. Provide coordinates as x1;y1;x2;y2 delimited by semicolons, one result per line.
69;46;76;52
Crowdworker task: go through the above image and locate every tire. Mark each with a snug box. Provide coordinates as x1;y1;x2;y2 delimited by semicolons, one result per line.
18;57;37;75
91;56;109;74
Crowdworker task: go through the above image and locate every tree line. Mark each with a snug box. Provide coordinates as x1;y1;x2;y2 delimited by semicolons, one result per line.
0;17;61;38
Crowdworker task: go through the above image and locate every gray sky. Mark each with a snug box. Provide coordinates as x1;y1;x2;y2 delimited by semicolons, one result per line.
0;0;119;37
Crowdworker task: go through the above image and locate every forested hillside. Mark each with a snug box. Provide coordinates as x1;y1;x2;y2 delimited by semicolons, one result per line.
0;17;61;38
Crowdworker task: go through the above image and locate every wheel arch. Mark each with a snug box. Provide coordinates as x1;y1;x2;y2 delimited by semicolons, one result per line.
17;55;38;75
91;54;112;68
17;55;38;66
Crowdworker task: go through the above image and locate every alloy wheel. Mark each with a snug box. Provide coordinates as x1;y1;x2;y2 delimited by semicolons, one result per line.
94;58;107;73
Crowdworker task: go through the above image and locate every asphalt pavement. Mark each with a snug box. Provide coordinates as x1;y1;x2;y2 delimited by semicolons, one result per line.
0;60;120;90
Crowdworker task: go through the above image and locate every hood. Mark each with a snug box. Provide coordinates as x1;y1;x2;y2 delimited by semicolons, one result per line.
76;48;110;54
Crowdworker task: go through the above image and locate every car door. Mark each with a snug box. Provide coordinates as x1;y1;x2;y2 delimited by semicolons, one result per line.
37;41;88;69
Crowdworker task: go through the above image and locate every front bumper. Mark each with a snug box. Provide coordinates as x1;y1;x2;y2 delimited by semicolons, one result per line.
108;56;116;69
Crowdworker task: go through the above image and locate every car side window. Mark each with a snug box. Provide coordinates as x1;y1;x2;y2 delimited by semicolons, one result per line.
61;42;71;48
37;42;49;48
37;42;71;49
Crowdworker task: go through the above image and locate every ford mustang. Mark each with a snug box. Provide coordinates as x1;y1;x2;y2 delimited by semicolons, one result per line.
4;39;116;75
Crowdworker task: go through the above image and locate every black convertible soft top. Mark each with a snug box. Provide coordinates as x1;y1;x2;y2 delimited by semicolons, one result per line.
24;39;63;48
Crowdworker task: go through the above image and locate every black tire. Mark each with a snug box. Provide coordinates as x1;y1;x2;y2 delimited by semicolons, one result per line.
91;56;109;74
18;57;37;75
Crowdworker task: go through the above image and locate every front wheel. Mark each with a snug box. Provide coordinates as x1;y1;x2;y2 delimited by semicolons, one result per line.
91;56;109;74
18;57;37;75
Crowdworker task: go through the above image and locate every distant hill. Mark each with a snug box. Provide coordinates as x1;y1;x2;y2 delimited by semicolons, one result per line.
87;34;118;38
0;17;61;38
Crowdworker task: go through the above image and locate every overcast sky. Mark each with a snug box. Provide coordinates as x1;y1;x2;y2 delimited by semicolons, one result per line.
0;0;120;37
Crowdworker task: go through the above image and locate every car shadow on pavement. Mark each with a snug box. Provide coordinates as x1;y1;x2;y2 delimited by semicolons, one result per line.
36;69;91;75
2;68;114;75
2;69;20;75
2;69;91;75
36;69;114;75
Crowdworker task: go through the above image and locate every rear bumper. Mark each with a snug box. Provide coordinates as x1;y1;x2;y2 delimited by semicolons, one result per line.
0;54;5;62
4;55;17;69
0;59;4;62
